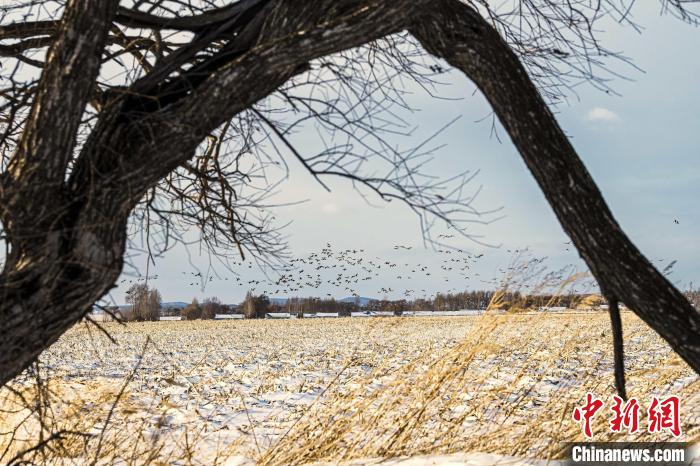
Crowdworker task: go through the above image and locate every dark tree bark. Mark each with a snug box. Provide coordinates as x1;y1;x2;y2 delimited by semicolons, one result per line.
0;0;126;386
0;0;698;389
410;0;700;373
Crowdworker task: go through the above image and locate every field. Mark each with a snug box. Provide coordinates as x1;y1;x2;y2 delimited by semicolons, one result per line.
1;313;698;465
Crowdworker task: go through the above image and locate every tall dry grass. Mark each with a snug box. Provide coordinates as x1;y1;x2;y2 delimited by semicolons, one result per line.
257;264;698;465
257;312;698;466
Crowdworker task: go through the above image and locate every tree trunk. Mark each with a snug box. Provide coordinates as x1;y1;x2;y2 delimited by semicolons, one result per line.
411;0;700;373
0;0;124;386
0;209;128;387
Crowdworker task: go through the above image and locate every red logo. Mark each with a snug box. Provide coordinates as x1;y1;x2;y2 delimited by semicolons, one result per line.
609;396;640;433
648;396;682;437
573;393;604;438
573;394;682;438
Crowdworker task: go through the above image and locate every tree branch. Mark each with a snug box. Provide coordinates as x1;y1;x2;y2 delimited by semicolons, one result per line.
69;0;420;203
410;0;700;373
136;0;419;183
0;1;266;43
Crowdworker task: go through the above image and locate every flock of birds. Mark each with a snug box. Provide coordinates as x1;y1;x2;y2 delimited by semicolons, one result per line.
212;243;491;299
118;218;683;301
118;242;500;300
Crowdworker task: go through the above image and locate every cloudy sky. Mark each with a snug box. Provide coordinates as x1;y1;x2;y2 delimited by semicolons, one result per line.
111;3;699;305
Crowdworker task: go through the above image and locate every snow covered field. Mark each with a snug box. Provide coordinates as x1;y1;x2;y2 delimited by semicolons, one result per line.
1;313;698;465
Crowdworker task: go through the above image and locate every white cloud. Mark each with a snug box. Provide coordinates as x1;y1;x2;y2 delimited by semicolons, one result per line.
586;107;621;122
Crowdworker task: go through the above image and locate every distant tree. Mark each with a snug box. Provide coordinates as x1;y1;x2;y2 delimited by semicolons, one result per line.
124;283;160;321
125;283;147;300
242;292;255;319
145;288;162;321
182;299;203;320
284;297;304;317
393;299;407;317
242;292;270;319
201;297;224;320
338;305;352;318
256;295;271;317
434;293;446;312
296;298;305;319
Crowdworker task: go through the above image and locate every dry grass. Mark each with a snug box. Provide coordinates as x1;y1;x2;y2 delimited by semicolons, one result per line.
1;313;697;465
260;312;699;465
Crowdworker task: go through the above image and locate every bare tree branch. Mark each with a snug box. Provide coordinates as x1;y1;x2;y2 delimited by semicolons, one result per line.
411;0;700;373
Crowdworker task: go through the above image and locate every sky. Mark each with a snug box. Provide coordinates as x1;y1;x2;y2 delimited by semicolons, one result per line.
109;3;700;305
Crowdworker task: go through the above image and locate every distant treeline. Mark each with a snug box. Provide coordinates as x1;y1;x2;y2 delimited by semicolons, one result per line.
107;283;700;321
363;290;603;314
275;296;357;316
255;290;607;316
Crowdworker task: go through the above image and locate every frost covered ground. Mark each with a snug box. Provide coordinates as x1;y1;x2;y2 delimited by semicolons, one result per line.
1;313;698;465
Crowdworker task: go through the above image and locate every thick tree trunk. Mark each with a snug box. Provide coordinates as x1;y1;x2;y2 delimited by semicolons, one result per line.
411;0;700;373
0;211;128;387
0;0;124;386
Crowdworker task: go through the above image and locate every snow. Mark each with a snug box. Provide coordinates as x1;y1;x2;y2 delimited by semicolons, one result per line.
305;312;339;318
6;314;697;465
351;310;395;317
537;306;568;313
408;310;484;317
